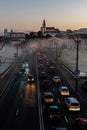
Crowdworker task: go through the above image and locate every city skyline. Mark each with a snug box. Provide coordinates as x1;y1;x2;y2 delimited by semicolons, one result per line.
0;0;87;33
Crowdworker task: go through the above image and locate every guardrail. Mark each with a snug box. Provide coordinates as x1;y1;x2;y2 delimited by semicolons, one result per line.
0;59;23;96
0;62;14;78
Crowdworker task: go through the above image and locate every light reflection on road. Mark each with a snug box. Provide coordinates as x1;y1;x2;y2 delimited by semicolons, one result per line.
22;83;37;107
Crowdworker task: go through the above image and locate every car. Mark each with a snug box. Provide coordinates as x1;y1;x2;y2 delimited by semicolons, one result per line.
36;51;42;57
22;62;29;68
45;57;50;62
19;68;26;75
49;66;56;73
45;61;51;67
37;57;42;63
41;79;51;88
42;92;54;105
39;71;47;78
27;75;34;82
59;86;70;96
82;81;87;90
52;76;61;83
46;105;61;119
51;127;67;130
75;117;87;130
38;64;44;69
64;97;80;111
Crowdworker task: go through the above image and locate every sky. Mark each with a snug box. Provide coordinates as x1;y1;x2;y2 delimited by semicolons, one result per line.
0;0;87;33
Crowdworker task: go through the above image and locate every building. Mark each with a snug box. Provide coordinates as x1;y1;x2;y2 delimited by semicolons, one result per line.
40;19;60;36
4;29;25;40
10;32;25;39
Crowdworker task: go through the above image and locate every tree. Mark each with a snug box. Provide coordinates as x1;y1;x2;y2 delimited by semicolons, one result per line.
37;31;42;38
29;31;35;38
25;34;30;40
66;29;73;34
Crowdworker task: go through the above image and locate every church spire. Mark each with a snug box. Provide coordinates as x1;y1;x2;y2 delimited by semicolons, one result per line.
43;19;46;28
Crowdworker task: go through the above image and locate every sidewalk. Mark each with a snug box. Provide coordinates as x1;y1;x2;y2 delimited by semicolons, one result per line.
0;62;12;75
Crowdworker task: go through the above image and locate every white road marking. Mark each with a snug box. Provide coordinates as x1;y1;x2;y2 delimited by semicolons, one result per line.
16;109;19;116
53;88;55;91
64;115;69;124
57;98;60;103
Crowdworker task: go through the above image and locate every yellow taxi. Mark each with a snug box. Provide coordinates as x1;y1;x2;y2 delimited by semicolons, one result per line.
59;86;70;96
42;92;54;105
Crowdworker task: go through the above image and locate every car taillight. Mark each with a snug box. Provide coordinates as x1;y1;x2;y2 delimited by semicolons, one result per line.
49;114;53;119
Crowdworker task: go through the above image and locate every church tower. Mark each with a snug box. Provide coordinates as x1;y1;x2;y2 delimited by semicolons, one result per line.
41;19;46;33
43;19;46;28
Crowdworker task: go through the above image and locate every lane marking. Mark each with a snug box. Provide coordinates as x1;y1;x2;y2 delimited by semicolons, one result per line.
57;98;60;103
16;109;19;116
64;115;69;124
53;88;55;91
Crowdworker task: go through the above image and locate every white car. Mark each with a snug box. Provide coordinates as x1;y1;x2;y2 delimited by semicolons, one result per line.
64;97;80;111
52;76;61;83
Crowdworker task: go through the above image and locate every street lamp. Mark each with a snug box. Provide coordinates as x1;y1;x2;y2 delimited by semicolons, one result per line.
69;34;81;91
53;38;59;60
74;38;81;91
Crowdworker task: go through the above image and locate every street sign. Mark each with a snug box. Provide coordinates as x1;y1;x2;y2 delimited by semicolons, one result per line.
75;70;80;75
75;75;80;80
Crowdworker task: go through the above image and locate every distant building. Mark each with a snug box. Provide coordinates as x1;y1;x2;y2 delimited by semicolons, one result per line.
74;28;87;34
10;29;14;33
4;29;8;36
40;19;60;36
10;32;25;39
3;29;25;40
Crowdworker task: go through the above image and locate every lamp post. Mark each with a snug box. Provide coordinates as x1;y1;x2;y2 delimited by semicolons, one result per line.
75;38;81;91
53;38;58;60
67;33;81;92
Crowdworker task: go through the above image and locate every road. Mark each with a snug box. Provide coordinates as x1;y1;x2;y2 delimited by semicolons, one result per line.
0;50;40;130
36;50;87;130
47;48;87;103
0;39;87;130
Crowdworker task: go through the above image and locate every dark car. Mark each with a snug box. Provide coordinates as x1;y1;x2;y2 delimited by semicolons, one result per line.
41;92;54;105
46;105;61;119
27;75;34;83
82;81;87;90
41;79;51;88
75;117;87;130
39;71;47;79
19;68;26;76
45;61;51;67
38;64;44;69
48;66;56;73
